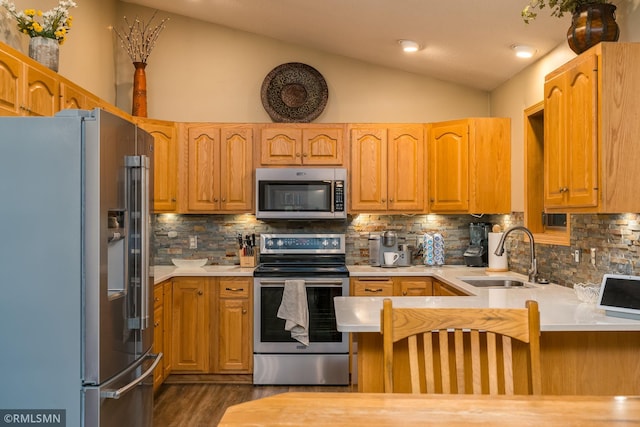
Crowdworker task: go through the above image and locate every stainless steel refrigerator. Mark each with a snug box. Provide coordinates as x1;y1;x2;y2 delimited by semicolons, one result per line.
0;109;159;427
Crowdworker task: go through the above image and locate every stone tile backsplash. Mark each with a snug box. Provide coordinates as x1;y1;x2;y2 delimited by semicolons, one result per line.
152;212;640;288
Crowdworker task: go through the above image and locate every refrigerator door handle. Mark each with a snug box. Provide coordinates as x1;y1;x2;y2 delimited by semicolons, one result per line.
140;155;150;330
100;353;162;400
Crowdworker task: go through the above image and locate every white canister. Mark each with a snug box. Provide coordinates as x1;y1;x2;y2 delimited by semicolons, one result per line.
487;232;508;272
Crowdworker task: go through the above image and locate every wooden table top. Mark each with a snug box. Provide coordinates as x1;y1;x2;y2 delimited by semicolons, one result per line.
218;392;640;426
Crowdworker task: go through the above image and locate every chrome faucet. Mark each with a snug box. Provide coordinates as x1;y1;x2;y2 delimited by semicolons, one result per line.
494;226;538;283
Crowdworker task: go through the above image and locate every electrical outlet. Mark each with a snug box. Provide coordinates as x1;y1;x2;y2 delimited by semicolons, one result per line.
573;249;580;263
189;235;198;249
590;248;596;266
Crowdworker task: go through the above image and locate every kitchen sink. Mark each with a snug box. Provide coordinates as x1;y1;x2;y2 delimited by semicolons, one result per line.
458;276;533;288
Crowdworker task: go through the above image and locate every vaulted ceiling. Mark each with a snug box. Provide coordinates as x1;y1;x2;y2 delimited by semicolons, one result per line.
124;0;578;91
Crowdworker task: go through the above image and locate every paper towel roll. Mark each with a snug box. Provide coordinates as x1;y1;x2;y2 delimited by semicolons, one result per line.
487;232;508;272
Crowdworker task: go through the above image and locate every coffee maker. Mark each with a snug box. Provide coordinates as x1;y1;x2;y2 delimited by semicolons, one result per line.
368;231;399;267
463;222;491;267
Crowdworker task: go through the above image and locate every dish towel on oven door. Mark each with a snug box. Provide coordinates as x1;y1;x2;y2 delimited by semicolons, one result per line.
277;279;309;346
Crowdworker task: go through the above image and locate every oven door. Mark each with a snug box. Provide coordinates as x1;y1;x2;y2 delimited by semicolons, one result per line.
253;277;349;353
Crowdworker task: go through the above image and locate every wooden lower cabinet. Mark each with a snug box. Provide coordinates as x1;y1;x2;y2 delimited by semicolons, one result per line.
433;279;469;296
169;276;253;379
215;277;252;373
153;280;173;391
172;277;210;373
351;277;394;296
395;277;433;296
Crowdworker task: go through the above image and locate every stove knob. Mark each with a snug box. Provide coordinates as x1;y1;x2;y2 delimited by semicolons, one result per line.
332;239;339;247
266;240;273;247
277;239;284;247
322;240;329;247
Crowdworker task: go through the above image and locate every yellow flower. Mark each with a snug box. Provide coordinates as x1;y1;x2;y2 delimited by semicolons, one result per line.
37;10;42;16
32;22;43;33
24;8;35;16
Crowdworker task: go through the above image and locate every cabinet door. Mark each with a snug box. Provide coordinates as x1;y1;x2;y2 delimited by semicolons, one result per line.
139;119;178;212
60;81;87;110
395;277;433;296
302;127;345;165
260;127;302;165
433;280;468;296
153;303;164;390
565;53;598;207
24;64;59;117
220;126;253;211
351;278;394;296
388;126;424;211
350;127;387;211
0;52;23;116
172;278;209;372
187;125;221;211
543;72;567;207
162;281;173;377
428;121;469;212
216;277;252;372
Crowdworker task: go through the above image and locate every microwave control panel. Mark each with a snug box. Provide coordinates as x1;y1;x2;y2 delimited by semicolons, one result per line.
334;181;345;212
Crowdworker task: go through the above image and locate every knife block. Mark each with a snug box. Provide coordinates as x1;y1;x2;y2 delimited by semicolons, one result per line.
239;251;257;267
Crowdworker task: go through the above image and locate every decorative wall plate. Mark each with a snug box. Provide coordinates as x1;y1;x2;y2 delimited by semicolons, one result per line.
261;62;328;123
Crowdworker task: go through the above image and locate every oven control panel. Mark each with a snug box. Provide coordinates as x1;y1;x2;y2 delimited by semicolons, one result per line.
260;233;345;254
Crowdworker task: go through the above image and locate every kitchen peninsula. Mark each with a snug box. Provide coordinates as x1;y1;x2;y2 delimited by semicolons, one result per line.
339;266;640;395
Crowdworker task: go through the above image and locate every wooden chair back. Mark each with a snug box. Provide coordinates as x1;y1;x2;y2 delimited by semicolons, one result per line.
381;299;541;395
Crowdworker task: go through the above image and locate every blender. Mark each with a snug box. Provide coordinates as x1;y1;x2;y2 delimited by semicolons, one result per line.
463;223;491;267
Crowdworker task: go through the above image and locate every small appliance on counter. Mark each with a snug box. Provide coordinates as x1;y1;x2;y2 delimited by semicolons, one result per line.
397;243;413;266
464;222;491;267
368;231;399;267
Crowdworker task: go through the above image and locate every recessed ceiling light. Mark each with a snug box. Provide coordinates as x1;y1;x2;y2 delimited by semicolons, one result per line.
398;40;419;53
512;44;536;58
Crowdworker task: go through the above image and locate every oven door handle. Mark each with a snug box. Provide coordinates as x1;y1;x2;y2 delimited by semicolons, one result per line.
257;279;345;287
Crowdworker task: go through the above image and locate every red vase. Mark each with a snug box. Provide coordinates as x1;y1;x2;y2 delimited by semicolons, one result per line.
132;61;148;117
567;3;619;54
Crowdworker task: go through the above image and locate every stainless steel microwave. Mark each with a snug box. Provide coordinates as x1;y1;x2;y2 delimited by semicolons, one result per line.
256;168;347;219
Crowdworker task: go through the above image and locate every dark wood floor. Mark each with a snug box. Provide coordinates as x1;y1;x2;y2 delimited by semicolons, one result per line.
153;383;353;426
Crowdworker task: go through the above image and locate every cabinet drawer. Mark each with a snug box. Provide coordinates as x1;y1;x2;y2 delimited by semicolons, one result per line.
219;278;251;298
352;278;393;296
153;285;164;309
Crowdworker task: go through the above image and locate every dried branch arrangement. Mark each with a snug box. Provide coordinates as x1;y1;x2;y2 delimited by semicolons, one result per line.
114;10;168;64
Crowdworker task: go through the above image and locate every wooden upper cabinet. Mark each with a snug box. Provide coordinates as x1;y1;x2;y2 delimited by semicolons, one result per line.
24;64;59;116
220;126;253;211
544;51;598;210
137;118;179;212
428;118;510;214
388;126;425;211
428;121;469;212
186;124;253;213
59;80;100;111
0;46;58;117
350;124;425;213
259;124;346;166
350;126;388;211
0;51;22;116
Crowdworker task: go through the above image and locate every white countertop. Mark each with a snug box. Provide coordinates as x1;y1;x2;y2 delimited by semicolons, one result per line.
153;263;640;333
338;265;640;333
152;265;254;283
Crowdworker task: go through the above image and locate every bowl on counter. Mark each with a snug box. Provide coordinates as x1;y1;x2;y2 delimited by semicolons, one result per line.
573;282;601;304
171;258;208;268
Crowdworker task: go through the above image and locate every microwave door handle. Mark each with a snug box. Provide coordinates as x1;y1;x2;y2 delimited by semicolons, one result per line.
331;180;335;213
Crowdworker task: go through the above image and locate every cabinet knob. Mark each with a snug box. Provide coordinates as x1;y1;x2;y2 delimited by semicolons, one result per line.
214;198;219;202
389;199;393;203
296;153;301;157
303;153;308;157
154;321;160;327
198;290;204;296
242;309;247;314
381;199;386;203
222;198;226;202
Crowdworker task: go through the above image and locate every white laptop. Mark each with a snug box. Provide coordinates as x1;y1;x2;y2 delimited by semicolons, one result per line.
597;274;640;320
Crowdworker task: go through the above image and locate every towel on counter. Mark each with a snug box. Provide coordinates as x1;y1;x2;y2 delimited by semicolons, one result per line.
277;279;309;346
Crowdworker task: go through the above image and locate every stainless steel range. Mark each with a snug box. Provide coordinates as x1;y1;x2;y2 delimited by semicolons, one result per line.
253;233;349;385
